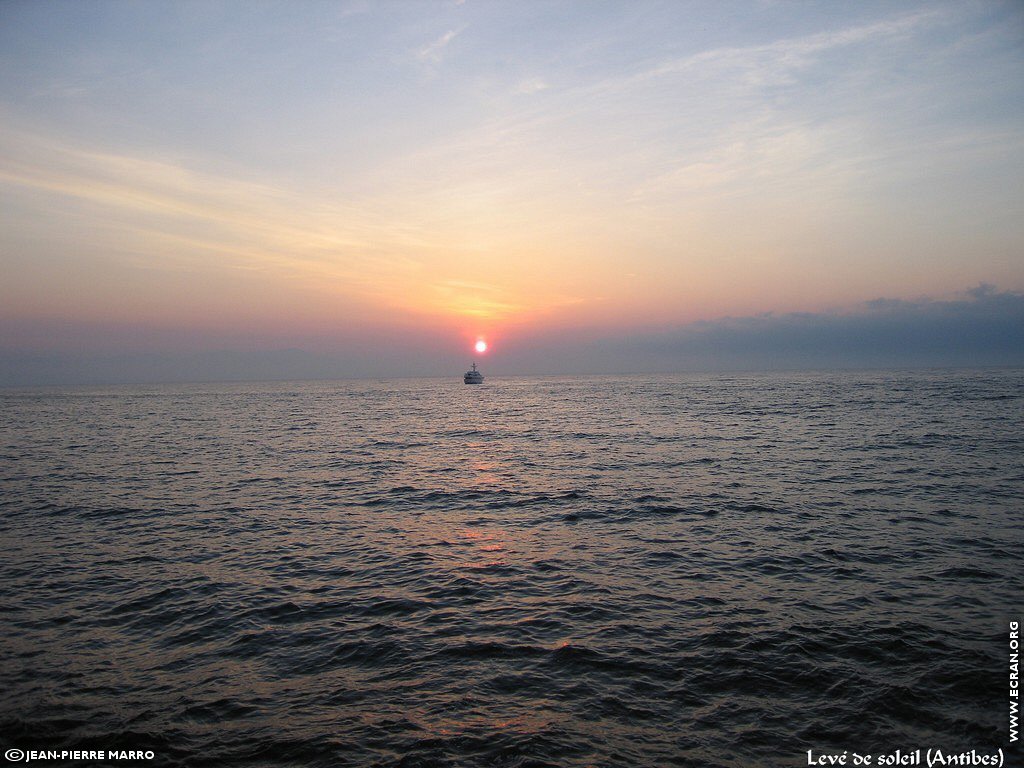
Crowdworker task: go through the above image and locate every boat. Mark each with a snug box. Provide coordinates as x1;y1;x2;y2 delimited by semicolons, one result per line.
463;362;484;384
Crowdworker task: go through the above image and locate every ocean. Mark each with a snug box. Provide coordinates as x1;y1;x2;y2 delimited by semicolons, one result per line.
1;369;1021;767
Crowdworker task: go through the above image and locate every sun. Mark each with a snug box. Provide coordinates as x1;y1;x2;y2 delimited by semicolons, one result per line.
475;340;488;354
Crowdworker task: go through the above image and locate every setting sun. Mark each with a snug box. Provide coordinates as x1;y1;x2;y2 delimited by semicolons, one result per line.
475;340;488;354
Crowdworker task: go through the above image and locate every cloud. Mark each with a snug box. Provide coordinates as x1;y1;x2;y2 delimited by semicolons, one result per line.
584;7;948;98
495;286;1024;374
376;2;998;239
0;125;424;288
417;27;463;63
638;286;1024;370
457;4;1009;214
0;122;604;332
514;78;549;95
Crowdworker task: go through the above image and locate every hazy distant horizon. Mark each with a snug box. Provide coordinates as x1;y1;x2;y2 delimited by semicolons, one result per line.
3;282;1022;386
6;363;1024;391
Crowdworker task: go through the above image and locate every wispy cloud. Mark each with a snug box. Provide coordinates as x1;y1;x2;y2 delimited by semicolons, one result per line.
0;122;586;324
0;125;430;302
585;7;949;97
384;6;964;210
514;78;549;95
417;27;464;63
424;278;585;321
392;2;1020;237
428;279;527;319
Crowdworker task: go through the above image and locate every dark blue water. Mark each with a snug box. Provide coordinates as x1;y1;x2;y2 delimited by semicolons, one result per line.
1;370;1022;767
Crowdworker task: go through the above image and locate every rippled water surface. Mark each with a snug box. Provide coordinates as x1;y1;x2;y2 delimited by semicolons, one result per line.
2;370;1022;767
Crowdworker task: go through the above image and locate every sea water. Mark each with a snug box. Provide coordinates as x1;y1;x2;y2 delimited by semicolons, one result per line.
1;370;1022;767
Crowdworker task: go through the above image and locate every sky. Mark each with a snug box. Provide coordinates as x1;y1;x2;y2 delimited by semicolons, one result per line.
1;0;1022;384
